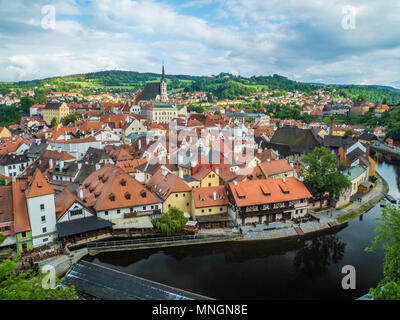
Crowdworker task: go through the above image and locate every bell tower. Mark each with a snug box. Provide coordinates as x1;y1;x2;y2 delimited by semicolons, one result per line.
160;62;168;102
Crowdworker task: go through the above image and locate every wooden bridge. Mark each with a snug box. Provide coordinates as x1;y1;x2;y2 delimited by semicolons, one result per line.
64;260;212;300
86;234;241;254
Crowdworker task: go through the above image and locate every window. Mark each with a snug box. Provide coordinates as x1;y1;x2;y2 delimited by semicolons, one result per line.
43;238;48;243
168;204;171;208
40;204;45;210
21;232;26;238
208;183;211;187
41;216;46;222
176;194;178;197
209;209;212;212
187;203;189;206
202;209;204;213
70;209;82;216
42;227;47;233
117;209;121;214
105;211;108;216
220;207;223;211
143;206;146;210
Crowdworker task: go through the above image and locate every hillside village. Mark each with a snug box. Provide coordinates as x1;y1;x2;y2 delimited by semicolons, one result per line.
0;67;392;266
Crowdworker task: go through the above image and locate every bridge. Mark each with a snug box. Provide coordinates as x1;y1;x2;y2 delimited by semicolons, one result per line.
64;260;213;300
86;234;240;254
370;142;400;156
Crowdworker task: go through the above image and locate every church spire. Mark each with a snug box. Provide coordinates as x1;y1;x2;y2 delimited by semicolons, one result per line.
161;61;165;82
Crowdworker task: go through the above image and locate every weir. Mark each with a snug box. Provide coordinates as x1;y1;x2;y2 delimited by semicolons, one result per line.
64;260;212;300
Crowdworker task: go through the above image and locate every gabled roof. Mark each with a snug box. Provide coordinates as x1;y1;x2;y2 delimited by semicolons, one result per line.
12;180;31;233
228;177;312;208
0;186;13;223
25;169;55;199
55;187;93;220
81;164;160;211
147;170;191;200
259;159;293;177
192;186;229;208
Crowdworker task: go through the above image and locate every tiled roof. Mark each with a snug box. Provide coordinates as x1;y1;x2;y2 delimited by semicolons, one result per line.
55;187;92;220
147;170;191;200
12;180;31;233
81;164;160;211
192;186;228;208
0;186;13;223
228;177;312;208
25;169;55;199
259;159;293;177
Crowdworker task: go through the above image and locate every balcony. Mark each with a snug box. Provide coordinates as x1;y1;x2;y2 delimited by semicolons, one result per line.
238;206;295;218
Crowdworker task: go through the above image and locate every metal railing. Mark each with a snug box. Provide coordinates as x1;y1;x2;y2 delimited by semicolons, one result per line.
86;234;235;250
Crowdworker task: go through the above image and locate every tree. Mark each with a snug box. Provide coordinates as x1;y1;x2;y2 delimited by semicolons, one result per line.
300;147;351;208
50;118;59;128
214;110;222;115
366;204;400;299
152;207;189;235
343;130;353;139
0;257;77;300
62;113;80;126
19;96;35;114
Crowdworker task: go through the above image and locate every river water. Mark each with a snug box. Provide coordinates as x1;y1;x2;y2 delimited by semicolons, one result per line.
85;156;399;300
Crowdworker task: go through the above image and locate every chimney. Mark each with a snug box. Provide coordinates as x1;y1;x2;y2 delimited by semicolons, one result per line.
58;147;62;153
366;143;370;158
49;158;53;169
213;191;217;201
282;177;285;183
79;186;84;200
233;180;237;186
60;160;64;170
215;168;219;175
95;163;100;170
78;162;82;170
179;168;183;178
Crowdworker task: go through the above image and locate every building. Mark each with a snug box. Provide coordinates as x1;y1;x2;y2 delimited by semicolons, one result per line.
0;127;11;139
42;102;70;125
191;185;231;228
0;154;30;178
25;169;58;248
258;159;294;179
142;103;179;124
228;177;312;226
80;164;162;220
147;169;192;215
139;64;168;106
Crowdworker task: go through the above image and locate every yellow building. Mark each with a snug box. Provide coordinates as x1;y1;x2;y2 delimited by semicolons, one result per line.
0;127;11;139
42;102;70;125
191;186;231;228
147;170;192;214
191;167;220;187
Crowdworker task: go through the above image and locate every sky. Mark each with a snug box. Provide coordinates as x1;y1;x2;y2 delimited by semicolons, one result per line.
0;0;400;86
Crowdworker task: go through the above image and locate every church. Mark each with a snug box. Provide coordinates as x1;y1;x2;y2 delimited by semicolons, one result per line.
139;64;169;106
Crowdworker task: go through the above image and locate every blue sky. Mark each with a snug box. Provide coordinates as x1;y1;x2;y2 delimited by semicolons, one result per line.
1;0;400;87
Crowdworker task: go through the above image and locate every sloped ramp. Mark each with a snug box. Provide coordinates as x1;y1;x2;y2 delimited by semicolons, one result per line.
64;260;211;300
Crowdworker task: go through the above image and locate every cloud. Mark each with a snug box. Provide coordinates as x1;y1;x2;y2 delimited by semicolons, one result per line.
0;0;399;86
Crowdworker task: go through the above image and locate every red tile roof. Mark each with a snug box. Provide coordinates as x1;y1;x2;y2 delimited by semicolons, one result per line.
192;186;229;208
25;169;55;199
228;177;312;207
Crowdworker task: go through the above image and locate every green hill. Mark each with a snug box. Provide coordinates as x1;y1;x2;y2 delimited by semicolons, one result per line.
2;71;400;105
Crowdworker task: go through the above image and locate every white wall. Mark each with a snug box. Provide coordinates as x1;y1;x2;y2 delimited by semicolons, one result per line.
26;194;57;247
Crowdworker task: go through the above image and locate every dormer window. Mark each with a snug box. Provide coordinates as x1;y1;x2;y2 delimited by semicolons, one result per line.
125;192;131;200
120;179;126;186
109;193;115;201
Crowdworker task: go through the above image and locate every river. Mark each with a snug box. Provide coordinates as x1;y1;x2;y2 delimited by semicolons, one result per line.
84;156;399;300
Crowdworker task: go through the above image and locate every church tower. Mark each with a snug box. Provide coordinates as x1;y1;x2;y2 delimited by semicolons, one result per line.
160;62;168;103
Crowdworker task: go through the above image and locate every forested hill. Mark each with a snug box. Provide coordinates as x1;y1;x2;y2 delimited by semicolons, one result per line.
2;71;400;105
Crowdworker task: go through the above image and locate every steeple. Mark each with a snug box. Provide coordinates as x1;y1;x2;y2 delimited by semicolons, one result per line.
161;62;165;82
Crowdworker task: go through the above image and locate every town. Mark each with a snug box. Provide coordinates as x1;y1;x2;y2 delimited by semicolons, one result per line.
0;63;394;273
